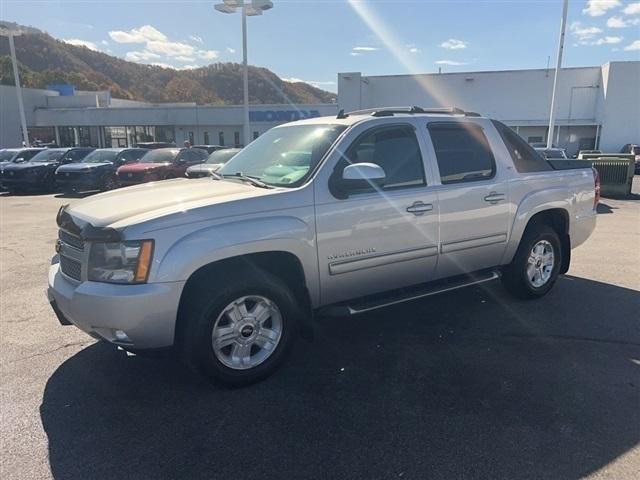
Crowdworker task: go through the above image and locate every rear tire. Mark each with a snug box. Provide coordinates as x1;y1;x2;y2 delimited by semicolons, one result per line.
180;268;300;386
502;224;562;299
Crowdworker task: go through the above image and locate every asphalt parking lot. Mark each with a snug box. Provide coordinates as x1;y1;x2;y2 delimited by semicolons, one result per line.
1;183;639;480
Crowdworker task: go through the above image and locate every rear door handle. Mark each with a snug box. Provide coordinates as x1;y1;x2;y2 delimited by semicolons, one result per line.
406;201;433;216
484;192;505;204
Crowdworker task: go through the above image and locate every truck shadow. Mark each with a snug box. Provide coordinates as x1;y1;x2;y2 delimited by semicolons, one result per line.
40;276;640;480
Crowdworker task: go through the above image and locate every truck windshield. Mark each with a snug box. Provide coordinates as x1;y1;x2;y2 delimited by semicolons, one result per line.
218;124;346;187
82;150;120;163
139;149;180;163
31;149;68;162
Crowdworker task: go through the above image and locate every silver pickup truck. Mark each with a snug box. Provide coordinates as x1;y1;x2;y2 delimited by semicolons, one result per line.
48;107;599;385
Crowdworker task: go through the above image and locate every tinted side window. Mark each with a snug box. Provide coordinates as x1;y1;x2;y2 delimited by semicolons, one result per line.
23;150;41;161
428;122;496;184
344;125;425;191
491;120;552;173
120;150;145;162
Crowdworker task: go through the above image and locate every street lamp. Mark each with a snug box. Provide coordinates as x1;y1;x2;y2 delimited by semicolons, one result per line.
214;0;273;146
0;25;29;147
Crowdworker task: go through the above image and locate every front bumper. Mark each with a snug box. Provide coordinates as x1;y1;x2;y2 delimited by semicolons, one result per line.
117;172;162;186
1;175;45;189
55;174;100;190
47;262;185;349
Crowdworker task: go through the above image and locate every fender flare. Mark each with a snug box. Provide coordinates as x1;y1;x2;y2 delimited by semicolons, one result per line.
502;186;573;265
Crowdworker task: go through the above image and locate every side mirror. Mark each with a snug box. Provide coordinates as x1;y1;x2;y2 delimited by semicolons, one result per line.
341;163;386;192
15;157;25;163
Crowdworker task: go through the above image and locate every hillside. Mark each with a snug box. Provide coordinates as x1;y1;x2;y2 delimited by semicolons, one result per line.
0;22;336;105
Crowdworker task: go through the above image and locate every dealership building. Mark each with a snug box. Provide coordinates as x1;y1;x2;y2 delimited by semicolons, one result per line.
338;61;639;155
0;84;337;148
1;60;638;155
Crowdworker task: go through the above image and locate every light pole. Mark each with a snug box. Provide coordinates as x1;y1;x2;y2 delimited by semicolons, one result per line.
0;26;29;147
214;0;273;147
547;0;568;149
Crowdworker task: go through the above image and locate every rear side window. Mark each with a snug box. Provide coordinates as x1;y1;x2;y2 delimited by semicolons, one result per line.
343;125;426;190
491;120;552;173
428;122;495;184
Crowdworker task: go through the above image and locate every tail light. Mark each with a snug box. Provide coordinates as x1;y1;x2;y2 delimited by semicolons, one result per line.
592;167;600;210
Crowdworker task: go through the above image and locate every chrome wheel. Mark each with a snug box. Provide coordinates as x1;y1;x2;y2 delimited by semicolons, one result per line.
211;295;283;370
526;240;555;288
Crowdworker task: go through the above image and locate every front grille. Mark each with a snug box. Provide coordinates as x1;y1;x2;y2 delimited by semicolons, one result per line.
57;171;82;179
60;255;82;281
121;172;147;181
59;230;84;250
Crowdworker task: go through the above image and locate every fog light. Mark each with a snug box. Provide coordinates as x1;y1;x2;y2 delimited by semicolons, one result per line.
113;329;131;343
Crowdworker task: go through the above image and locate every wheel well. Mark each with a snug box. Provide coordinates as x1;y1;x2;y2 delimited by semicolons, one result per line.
175;251;313;346
526;208;571;274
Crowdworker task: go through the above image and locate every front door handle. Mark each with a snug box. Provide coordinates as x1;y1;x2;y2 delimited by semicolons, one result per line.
484;192;505;204
406;201;433;216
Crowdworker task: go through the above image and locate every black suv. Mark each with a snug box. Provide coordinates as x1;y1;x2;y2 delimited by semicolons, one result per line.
1;147;94;192
55;148;148;192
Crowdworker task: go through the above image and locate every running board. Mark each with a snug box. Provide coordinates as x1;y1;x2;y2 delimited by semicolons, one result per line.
321;270;500;316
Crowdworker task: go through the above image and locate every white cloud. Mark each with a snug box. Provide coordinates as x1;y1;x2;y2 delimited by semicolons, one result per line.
109;25;167;44
435;60;467;65
440;38;467;50
175;55;196;62
151;62;173;69
177;65;200;70
352;46;378;51
623;39;640;50
226;47;236;54
591;35;623;44
409;47;419;53
125;50;161;62
607;15;640;27
569;21;603;39
283;77;336;88
189;35;203;44
146;40;195;57
101;40;109;46
583;0;621;17
350;52;362;56
623;2;640;14
197;50;219;60
63;39;98;51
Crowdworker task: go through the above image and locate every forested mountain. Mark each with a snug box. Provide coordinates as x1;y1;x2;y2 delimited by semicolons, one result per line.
0;22;336;105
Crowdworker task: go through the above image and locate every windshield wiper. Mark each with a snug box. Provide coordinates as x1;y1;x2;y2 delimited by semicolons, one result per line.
221;173;273;189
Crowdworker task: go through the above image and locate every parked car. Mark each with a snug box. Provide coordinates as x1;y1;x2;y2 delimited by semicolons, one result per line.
1;147;94;192
116;148;208;186
186;148;241;178
192;145;228;154
135;142;176;149
55;148;149;192
619;144;640;173
48;107;599;386
0;148;46;168
534;147;568;159
0;148;46;189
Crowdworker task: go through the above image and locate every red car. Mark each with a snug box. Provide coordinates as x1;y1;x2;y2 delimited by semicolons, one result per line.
116;148;208;186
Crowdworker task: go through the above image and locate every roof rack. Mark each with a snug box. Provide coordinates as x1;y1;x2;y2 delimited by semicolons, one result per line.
344;106;481;118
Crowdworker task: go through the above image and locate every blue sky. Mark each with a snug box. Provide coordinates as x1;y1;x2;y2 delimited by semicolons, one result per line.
2;0;639;92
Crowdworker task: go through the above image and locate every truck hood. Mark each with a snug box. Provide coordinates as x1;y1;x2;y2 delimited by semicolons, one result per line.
57;162;111;172
118;162;168;173
2;161;54;171
65;177;273;228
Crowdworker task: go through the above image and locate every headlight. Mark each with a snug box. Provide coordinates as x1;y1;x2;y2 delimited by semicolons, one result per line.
88;240;154;284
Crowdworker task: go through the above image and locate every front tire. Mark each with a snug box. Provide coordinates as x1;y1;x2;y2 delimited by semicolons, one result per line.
180;269;299;386
502;224;562;299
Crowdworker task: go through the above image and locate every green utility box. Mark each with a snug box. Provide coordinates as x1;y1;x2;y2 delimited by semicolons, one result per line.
580;154;635;198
